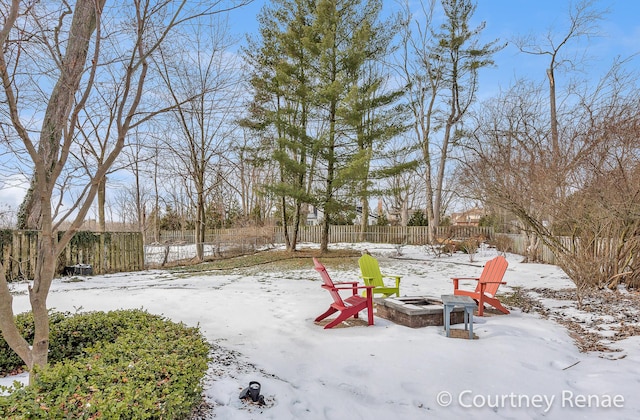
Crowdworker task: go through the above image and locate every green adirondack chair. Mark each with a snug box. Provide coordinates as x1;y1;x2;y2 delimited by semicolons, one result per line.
358;253;401;298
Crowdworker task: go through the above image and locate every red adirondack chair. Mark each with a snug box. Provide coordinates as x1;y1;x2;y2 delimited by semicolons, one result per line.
313;258;374;329
452;255;510;316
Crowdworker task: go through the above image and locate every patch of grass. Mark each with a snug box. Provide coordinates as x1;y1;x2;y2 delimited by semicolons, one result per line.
61;277;84;283
169;249;362;275
499;287;544;314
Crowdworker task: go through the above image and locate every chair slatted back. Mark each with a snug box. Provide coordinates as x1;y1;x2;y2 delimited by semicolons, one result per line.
477;256;508;296
358;254;383;287
313;258;344;307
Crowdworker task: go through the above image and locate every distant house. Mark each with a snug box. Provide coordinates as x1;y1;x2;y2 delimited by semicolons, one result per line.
305;203;380;226
450;207;485;226
354;205;379;226
305;204;322;226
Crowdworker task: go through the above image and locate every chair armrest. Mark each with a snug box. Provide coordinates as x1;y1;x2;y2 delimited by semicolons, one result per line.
380;274;402;288
330;284;374;297
478;281;506;297
452;277;480;291
333;281;359;286
332;284;371;290
360;276;374;286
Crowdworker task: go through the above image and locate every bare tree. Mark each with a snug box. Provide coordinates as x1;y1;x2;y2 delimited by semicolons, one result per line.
228;126;278;226
397;0;503;243
469;0;609;261
153;18;242;260
461;62;640;301
461;82;556;261
0;0;245;380
515;0;606;196
378;136;424;226
0;203;15;228
121;130;157;237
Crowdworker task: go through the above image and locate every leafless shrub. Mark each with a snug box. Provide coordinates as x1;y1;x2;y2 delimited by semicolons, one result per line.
490;235;514;255
461;59;640;302
458;239;479;262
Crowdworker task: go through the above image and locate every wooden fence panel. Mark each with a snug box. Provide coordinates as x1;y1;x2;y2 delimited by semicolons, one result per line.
156;225;495;246
1;231;144;281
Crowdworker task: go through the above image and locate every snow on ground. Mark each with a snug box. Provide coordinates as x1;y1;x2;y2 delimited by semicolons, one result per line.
3;243;640;419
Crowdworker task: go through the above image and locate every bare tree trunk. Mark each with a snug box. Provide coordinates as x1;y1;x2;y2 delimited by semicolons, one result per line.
320;104;337;254
547;67;560;164
133;159;146;238
280;196;291;250
97;177;107;232
17;0;105;229
359;197;369;241
195;189;205;261
153;151;161;243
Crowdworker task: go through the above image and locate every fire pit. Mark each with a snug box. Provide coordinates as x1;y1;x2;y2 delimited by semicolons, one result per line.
375;296;467;328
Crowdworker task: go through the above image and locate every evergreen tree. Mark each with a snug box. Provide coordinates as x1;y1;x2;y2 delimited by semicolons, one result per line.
244;0;318;251
408;210;428;226
338;13;410;237
245;0;400;251
312;0;396;251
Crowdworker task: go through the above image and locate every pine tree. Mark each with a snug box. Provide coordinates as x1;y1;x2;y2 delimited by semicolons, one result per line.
244;0;318;250
245;0;402;251
312;0;401;251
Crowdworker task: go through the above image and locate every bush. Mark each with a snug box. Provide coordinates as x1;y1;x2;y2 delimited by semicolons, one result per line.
0;309;210;419
490;234;514;254
458;239;479;255
458;239;479;262
407;210;428;226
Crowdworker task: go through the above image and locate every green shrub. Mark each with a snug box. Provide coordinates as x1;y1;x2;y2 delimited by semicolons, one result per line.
0;311;68;376
0;309;163;375
0;309;210;419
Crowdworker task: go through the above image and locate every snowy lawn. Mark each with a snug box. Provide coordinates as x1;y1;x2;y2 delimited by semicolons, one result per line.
3;243;640;419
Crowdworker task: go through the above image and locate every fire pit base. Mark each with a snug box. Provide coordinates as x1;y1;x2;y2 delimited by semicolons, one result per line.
375;296;467;328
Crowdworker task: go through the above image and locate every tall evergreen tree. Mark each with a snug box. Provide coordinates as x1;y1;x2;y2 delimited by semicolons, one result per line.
244;0;318;251
340;60;410;236
312;0;399;251
246;0;401;251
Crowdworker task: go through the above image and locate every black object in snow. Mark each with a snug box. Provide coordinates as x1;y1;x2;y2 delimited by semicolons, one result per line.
239;381;264;404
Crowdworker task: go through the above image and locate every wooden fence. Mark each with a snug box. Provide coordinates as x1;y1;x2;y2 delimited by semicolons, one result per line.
275;225;494;244
1;230;144;281
152;226;595;267
148;226;275;246
151;225;495;246
2;226;625;280
504;234;557;264
503;233;626;266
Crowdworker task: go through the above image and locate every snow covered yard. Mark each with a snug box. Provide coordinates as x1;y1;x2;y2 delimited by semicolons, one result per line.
4;243;640;419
